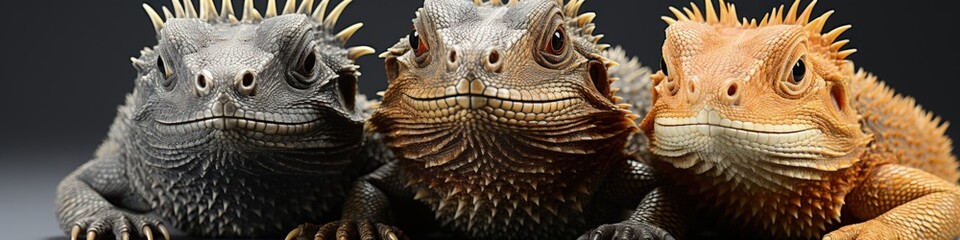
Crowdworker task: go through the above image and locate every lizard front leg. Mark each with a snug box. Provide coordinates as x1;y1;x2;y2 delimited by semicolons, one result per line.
824;164;960;240
287;161;409;240
56;155;169;240
580;160;686;240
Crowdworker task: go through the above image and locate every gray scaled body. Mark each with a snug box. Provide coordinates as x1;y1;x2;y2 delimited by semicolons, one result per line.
55;0;378;239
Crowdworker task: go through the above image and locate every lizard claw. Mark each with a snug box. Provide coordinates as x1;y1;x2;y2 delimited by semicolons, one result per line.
285;224;305;240
157;224;171;240
71;225;82;240
66;210;169;239
579;221;675;240
87;230;98;240
287;220;407;240
142;225;154;240
823;220;901;240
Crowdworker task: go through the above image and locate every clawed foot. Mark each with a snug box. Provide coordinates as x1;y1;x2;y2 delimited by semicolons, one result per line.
579;222;675;240
68;211;169;240
286;220;408;240
823;221;901;240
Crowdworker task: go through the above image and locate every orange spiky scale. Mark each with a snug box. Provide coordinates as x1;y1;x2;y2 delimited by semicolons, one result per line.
689;2;704;22
784;0;800;24
797;0;817;25
704;0;718;23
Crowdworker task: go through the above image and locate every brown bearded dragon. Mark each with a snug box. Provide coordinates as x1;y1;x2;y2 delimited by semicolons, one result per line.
589;0;960;239
286;0;685;239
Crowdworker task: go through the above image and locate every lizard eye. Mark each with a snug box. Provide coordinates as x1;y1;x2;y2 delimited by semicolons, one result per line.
790;59;806;84
289;49;319;89
778;56;811;97
544;26;566;55
299;51;317;76
410;29;428;57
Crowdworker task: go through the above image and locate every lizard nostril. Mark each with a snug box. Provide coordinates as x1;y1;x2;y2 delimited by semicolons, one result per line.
487;50;500;64
235;70;257;97
196;75;207;89
194;70;213;96
484;48;503;73
721;79;740;105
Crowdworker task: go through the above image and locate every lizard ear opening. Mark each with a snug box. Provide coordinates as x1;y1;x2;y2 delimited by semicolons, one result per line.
338;72;357;110
588;60;610;98
830;83;845;112
385;56;400;84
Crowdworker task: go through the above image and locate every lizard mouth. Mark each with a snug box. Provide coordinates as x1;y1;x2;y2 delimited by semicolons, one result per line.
649;108;834;161
155;101;321;135
400;79;582;124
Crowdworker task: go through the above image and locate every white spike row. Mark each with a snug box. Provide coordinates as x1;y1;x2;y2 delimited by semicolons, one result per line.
184;0;198;18
689;2;703;22
347;46;375;60
172;0;185;18
576;12;595;27
323;0;353;30
282;0;296;14
143;4;165;32
242;0;261;22
592;34;604;44
131;57;146;66
200;0;217;21
336;23;364;43
298;0;314;14
661;16;677;25
312;0;331;23
704;0;717;23
162;6;174;20
565;0;584;16
265;0;277;17
669;7;689;21
228;14;239;23
221;0;235;19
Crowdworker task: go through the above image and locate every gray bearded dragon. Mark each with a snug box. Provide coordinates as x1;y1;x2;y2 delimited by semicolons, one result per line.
287;0;685;239
55;0;378;239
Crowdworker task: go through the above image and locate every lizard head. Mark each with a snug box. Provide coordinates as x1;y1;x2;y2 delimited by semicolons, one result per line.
641;0;870;179
130;0;375;151
371;0;636;168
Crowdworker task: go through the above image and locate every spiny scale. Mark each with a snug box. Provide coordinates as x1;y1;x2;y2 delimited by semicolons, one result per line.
660;0;856;61
142;0;373;60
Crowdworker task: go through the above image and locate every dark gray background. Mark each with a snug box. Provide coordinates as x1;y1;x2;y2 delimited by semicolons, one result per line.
1;0;956;239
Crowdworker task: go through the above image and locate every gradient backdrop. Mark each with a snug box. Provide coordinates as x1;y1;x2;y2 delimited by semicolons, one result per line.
1;0;956;239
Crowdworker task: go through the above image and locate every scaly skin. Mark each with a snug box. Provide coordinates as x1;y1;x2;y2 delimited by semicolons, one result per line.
287;0;683;240
55;0;379;239
620;0;960;239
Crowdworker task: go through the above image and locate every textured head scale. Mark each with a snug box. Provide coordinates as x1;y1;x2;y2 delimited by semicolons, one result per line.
370;0;635;238
131;0;375;154
641;0;872;237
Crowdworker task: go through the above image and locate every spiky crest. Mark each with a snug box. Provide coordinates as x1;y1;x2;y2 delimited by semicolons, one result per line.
141;0;373;60
661;0;855;62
